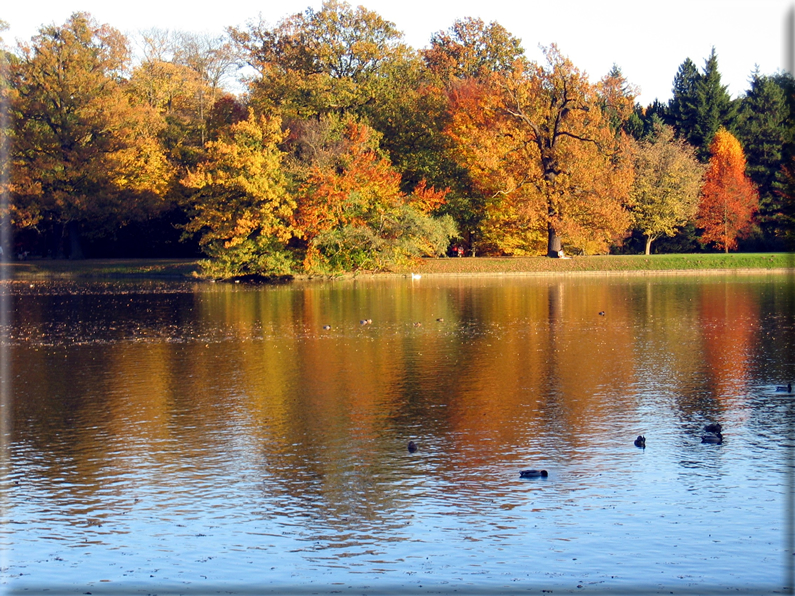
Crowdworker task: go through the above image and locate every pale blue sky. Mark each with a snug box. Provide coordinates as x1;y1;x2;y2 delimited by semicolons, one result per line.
2;0;792;105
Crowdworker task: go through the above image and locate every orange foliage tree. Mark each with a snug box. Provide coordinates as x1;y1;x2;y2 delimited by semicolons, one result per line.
294;120;405;243
445;46;634;256
696;128;759;252
292;117;455;272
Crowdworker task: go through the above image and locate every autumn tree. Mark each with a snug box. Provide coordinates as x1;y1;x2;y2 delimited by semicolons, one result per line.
172;32;238;146
630;123;706;254
367;56;464;194
775;157;795;247
696;128;759;252
181;110;295;278
131;30;238;161
9;13;171;257
229;0;410;119
409;17;526;250
598;64;638;136
423;17;524;81
446;46;634;256
290;116;455;272
0;20;10;259
363;17;525;253
128;57;205;163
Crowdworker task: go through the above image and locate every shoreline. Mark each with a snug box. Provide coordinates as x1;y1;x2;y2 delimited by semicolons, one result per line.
1;255;793;281
347;267;795;279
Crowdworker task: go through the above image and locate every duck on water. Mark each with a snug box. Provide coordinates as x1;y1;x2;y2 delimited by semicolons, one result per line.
520;469;548;478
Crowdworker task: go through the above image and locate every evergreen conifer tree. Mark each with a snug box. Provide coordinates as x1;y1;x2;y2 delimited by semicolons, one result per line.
667;58;700;141
667;50;735;161
691;48;735;160
735;70;793;244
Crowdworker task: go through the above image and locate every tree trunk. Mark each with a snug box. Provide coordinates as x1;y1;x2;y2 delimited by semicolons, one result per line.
645;236;653;255
54;222;67;259
544;157;563;258
67;221;84;260
547;223;562;257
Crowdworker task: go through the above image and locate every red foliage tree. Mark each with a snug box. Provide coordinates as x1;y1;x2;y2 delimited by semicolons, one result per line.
696;128;759;252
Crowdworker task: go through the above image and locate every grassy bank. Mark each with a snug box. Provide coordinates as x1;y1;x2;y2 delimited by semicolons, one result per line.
2;258;200;279
2;253;793;280
396;252;795;275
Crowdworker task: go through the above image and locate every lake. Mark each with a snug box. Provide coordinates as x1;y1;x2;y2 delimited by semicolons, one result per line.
2;272;794;595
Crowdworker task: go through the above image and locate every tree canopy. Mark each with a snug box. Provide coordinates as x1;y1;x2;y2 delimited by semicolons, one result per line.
9;12;171;257
229;0;410;119
446;46;634;256
3;10;790;266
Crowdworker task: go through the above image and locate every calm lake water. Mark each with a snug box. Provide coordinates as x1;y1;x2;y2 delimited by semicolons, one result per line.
2;272;794;595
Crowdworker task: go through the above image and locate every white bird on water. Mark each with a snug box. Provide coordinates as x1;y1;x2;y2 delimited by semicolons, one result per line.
411;273;421;280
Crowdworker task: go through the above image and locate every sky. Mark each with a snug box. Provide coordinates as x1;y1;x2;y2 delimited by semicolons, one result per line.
1;0;793;105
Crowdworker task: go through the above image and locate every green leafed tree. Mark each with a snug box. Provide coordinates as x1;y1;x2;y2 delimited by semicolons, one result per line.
667;58;699;140
629;123;706;254
691;48;736;159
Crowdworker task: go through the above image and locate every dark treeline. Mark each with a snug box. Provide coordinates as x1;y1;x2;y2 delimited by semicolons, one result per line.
1;2;793;276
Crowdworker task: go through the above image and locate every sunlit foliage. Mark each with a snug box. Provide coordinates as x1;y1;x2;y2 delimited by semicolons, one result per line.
9;12;171;257
292;117;456;272
630;123;706;254
446;46;634;256
229;0;410;119
182;110;295;277
696;128;759;252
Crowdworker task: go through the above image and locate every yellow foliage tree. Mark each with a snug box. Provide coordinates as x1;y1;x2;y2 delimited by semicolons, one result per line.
182;111;296;277
230;0;410;119
630;124;706;254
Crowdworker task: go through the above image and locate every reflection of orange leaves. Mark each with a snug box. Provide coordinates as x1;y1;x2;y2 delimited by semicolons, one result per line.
698;283;759;400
